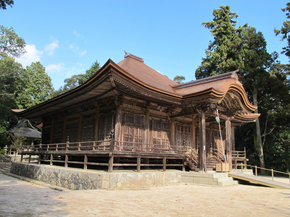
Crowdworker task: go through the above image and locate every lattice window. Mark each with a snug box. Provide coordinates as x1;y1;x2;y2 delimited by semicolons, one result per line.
176;123;192;148
81;116;94;142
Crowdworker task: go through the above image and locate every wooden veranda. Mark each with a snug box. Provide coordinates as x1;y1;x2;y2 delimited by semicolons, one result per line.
20;136;198;172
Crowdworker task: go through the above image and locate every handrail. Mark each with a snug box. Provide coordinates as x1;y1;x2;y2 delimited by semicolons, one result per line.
236;163;290;184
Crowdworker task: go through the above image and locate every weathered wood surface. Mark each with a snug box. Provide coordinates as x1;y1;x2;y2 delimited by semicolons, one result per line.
228;172;290;189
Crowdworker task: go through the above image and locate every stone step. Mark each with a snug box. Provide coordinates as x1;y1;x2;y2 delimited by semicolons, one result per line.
182;172;237;187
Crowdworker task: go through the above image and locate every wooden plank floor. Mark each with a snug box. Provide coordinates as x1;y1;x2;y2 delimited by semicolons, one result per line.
228;172;290;189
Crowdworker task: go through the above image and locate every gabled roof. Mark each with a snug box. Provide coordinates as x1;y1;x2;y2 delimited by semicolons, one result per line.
8;119;41;139
12;52;258;122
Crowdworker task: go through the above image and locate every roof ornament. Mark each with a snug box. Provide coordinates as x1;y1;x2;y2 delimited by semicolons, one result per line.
124;51;144;62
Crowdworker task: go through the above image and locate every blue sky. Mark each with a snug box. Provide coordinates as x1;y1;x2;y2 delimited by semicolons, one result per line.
1;0;289;90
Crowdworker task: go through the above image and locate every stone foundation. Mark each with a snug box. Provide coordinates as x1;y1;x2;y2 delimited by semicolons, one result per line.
11;162;182;190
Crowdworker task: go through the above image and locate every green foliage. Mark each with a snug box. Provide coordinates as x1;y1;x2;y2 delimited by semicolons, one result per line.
0;0;13;10
9;130;26;155
0;148;4;155
275;2;290;59
0;53;21;147
0;25;25;57
173;75;185;84
196;5;246;79
15;62;53;109
52;60;100;97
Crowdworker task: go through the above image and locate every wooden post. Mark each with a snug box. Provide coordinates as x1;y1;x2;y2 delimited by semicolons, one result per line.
199;110;206;171
163;156;166;171
28;154;31;163
170;118;176;148
115;103;122;149
84;154;87;170
137;156;141;172
255;165;257;176
182;159;185;171
144;106;150;153
108;155;114;172
192;119;197;149
38;155;41;164
50;154;53;166
272;169;274;180
65;154;68;167
226;118;232;170
20;154;23;162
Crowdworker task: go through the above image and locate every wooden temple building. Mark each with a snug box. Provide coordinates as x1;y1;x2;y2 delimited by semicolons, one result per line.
14;52;259;172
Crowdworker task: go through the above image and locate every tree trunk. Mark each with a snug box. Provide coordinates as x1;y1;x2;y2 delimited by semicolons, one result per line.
253;88;265;171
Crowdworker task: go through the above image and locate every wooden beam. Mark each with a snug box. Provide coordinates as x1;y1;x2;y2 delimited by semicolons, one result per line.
199;110;206;171
94;107;99;141
226;118;232;169
65;155;68;167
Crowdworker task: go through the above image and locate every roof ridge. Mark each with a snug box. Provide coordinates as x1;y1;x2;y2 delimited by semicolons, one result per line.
124;51;144;62
172;70;239;89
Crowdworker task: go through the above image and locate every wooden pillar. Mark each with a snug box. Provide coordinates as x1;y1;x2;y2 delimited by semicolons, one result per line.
50;119;54;143
170;118;176;147
94;107;99;141
65;154;68;167
191;119;197;149
84;154;88;170
28;154;31;163
226;118;232;169
108;155;114;172
144;106;150;149
199;111;206;171
115;104;122;144
78;111;83;141
20;154;23;162
231;126;235;151
50;154;53;166
137;156;141;172
38;155;41;164
163;156;166;171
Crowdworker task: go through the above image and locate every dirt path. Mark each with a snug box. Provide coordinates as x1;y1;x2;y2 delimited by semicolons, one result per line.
0;173;290;217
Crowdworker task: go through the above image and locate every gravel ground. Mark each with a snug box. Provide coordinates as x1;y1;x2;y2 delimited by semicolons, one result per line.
1;172;290;217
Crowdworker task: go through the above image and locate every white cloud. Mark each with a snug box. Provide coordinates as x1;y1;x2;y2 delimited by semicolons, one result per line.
16;44;43;67
65;67;85;77
45;38;59;56
80;50;87;56
73;30;84;38
46;63;64;74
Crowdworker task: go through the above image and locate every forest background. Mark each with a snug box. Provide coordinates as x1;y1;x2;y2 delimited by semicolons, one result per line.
1;1;290;172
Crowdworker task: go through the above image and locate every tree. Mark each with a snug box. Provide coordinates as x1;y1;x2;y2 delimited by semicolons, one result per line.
0;25;26;57
0;0;13;10
196;5;281;169
195;5;246;79
52;60;100;97
15;62;53;109
173;75;185;84
0;53;21;147
82;60;100;83
275;2;290;59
